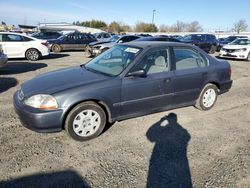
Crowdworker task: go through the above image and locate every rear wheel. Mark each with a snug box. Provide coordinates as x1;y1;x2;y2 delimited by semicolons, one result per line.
52;44;62;53
25;49;40;61
247;53;250;61
195;84;218;111
65;102;106;141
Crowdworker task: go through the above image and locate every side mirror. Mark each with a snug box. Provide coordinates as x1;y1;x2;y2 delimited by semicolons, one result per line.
118;40;123;43
127;69;146;77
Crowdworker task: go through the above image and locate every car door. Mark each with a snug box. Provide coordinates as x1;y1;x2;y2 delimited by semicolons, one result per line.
0;34;26;58
77;33;88;50
61;34;76;50
121;47;174;116
171;47;209;105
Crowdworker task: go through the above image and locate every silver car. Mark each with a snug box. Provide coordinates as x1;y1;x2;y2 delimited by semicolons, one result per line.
0;44;8;68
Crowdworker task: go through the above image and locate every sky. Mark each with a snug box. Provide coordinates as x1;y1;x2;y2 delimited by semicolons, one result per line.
0;0;250;31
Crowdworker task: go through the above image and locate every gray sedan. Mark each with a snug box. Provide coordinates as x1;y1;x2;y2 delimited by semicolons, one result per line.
13;42;232;141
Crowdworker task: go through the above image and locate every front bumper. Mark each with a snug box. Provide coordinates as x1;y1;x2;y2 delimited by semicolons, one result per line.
86;46;102;57
0;54;8;68
219;50;248;60
13;91;63;133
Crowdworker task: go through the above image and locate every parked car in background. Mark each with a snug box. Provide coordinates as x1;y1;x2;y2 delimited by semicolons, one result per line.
135;36;180;42
0;32;49;61
218;35;248;50
48;32;97;52
14;42;232;141
0;44;8;68
86;35;140;57
181;34;219;54
219;38;250;61
32;31;62;40
93;32;112;41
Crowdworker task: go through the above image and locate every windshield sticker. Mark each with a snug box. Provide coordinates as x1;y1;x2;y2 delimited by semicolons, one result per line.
125;47;140;53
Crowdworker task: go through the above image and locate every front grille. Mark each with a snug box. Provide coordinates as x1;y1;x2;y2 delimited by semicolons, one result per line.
18;89;24;101
224;49;236;53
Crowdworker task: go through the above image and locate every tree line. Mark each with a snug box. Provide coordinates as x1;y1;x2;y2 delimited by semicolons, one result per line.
73;19;248;34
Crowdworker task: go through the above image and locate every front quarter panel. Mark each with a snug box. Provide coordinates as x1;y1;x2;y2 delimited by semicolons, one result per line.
54;78;122;123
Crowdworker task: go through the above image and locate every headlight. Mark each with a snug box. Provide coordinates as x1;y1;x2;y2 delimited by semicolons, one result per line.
24;94;58;110
235;48;247;52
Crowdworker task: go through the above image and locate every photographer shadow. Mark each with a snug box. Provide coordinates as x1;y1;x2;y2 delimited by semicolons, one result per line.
146;113;192;188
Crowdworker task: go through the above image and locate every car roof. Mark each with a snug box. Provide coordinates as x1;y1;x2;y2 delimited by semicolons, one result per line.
120;41;193;49
0;31;39;40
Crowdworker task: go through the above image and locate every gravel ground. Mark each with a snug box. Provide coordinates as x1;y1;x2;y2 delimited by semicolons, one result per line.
0;52;249;188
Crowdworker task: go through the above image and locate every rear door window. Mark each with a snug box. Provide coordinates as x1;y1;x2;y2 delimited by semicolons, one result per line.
2;34;25;42
173;48;208;70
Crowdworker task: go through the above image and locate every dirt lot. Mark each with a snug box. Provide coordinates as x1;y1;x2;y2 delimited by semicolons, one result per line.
0;52;249;188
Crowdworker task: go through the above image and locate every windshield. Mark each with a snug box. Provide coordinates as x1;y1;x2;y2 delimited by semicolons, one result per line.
229;38;250;45
84;45;142;76
108;35;120;42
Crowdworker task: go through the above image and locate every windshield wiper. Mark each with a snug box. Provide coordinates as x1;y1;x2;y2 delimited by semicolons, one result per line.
83;65;113;77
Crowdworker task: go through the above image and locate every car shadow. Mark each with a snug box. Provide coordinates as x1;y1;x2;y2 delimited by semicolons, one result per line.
0;77;18;93
0;62;47;75
0;170;90;188
146;113;192;188
45;53;70;59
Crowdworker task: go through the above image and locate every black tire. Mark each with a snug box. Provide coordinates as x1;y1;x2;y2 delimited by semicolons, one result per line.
65;101;106;141
25;48;40;61
209;45;216;54
86;49;93;58
247;53;250;61
52;44;62;53
195;84;218;111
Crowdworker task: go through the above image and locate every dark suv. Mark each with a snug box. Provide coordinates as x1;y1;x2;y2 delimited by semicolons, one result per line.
181;34;219;54
48;32;97;52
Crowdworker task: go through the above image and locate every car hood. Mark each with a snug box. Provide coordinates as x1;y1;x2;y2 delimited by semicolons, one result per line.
95;42;116;48
89;41;110;46
21;66;110;97
223;45;250;49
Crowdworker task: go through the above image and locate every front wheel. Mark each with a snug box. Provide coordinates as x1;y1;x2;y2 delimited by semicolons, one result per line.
195;84;218;111
65;102;106;141
25;49;40;61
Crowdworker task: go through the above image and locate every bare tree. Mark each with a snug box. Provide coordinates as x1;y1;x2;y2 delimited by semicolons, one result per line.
134;22;158;32
186;21;203;32
159;24;170;32
233;19;248;33
108;21;123;33
171;21;186;32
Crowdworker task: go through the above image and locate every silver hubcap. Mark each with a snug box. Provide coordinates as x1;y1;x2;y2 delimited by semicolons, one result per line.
27;50;38;60
73;110;101;137
203;88;216;108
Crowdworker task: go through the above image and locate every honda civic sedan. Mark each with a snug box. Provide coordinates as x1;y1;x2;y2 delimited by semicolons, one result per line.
13;42;232;141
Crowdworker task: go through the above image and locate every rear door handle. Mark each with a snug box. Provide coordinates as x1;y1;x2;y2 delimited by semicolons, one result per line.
164;78;171;83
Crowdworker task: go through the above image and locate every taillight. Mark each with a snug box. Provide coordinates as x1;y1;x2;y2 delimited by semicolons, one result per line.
41;42;48;47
